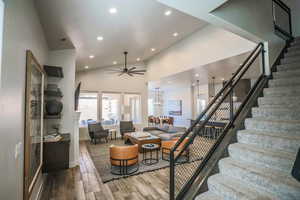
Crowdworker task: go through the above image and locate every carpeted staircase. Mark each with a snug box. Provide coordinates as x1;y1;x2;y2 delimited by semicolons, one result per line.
195;38;300;200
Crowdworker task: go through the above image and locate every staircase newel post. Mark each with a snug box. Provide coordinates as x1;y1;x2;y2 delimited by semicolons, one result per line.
229;80;234;121
170;151;175;200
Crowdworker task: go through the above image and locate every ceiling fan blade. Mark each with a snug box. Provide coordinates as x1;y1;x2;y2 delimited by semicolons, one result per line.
131;72;145;75
127;73;134;77
128;67;136;71
130;70;146;73
104;69;123;72
107;71;122;74
118;72;125;76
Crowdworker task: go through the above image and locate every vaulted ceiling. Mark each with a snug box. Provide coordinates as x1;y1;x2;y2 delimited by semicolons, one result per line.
35;0;208;71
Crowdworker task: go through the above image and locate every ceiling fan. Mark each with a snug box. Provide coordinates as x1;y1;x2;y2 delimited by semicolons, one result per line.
107;52;146;76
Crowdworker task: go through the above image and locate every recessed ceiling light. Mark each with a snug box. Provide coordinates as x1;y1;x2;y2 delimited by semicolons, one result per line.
173;32;178;37
221;78;225;81
195;73;199;77
113;61;117;65
151;48;156;52
84;66;89;69
165;10;172;16
136;58;141;61
109;8;117;14
89;55;95;59
97;36;104;41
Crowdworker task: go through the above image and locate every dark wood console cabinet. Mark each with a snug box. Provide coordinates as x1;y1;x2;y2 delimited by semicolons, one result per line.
43;133;70;173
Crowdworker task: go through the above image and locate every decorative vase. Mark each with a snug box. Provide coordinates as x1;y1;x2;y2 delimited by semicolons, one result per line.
46;100;63;115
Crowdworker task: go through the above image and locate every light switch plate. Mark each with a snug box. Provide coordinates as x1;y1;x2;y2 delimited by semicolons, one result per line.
15;142;22;159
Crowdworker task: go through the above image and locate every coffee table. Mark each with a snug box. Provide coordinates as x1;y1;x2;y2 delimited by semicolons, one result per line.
124;131;161;153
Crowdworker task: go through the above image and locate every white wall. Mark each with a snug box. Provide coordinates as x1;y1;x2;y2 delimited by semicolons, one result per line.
191;84;209;119
211;0;286;75
157;0;291;75
46;49;77;167
146;25;256;81
0;0;48;199
163;87;192;127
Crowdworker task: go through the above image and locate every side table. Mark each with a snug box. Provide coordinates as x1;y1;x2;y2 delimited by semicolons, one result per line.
142;143;160;165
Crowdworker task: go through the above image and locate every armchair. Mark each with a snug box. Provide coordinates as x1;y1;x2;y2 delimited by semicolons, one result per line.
87;122;109;144
120;121;136;138
161;137;190;163
110;144;139;175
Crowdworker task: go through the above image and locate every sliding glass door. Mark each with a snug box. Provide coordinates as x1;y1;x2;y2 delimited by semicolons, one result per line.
78;92;99;126
123;93;142;124
101;93;121;125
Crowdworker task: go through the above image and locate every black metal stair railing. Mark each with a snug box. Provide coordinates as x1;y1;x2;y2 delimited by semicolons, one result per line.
169;42;266;200
272;0;293;40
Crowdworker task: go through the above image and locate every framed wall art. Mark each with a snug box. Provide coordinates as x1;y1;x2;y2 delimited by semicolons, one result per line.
168;100;182;116
24;50;45;200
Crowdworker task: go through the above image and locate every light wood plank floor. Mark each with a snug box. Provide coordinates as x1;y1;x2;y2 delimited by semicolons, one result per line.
41;142;115;200
41;142;170;200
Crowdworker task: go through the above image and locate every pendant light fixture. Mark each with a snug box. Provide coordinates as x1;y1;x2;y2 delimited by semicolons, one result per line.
154;87;161;105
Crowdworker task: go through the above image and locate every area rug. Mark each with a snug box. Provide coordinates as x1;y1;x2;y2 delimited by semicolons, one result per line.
85;136;215;183
85;139;170;183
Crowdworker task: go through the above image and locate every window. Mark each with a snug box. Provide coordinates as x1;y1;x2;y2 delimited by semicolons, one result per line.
148;98;154;116
101;93;121;125
78;92;98;126
124;94;142;124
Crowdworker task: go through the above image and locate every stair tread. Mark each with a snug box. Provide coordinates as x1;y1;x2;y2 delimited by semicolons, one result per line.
264;85;300;90
219;157;300;191
259;95;300;101
273;68;300;74
246;117;300;125
270;77;300;81
258;96;300;106
239;128;300;141
195;192;222;200
229;143;296;161
208;174;278;200
273;72;300;78
277;64;300;69
253;106;300;112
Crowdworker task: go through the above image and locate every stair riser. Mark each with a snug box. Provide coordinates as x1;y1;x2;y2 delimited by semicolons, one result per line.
290;42;300;47
277;63;300;72
245;119;300;137
281;57;300;65
252;108;300;120
237;132;300;153
208;182;240;200
219;160;300;200
288;46;300;52
269;78;300;87
263;87;300;97
273;70;300;79
285;50;300;58
228;145;294;173
194;192;219;200
258;97;300;108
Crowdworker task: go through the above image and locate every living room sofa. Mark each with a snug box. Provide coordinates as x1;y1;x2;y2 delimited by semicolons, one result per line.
143;126;187;141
